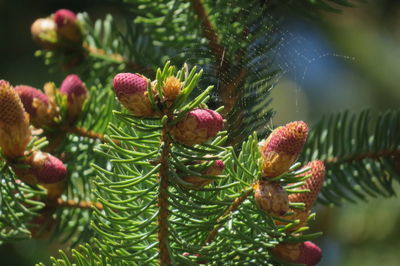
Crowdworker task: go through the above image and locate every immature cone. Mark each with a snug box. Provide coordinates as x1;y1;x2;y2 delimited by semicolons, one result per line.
260;121;308;177
163;76;182;101
14;85;57;128
54;9;82;44
182;160;224;189
171;108;224;145
14;151;67;185
254;180;289;216
275;161;325;230
113;73;157;117
60;74;88;123
289;160;325;209
0;80;31;158
31;18;58;49
272;241;322;266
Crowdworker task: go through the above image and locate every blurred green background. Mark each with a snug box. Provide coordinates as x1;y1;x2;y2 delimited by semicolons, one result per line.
1;0;400;265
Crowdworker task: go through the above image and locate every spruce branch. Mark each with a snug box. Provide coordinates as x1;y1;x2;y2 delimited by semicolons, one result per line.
204;186;253;244
158;125;173;265
302;109;400;204
190;0;224;62
324;149;400;165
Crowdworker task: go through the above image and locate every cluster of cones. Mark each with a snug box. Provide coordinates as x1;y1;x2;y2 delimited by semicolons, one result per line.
0;74;88;199
31;9;82;51
255;121;324;265
113;71;225;189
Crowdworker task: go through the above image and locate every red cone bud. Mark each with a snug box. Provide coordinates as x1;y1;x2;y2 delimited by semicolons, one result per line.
272;241;322;266
60;74;88;123
54;9;77;27
260;121;308;177
113;73;156;117
54;9;81;43
289;160;325;209
0;80;31;158
30;151;67;184
15;85;57;128
171;109;223;145
182;160;224;189
254;180;289;216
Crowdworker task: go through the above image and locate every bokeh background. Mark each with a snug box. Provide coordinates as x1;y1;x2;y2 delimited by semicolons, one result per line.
1;0;400;265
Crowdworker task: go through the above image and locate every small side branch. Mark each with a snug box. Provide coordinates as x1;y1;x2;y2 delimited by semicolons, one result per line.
62;125;106;142
52;198;103;210
83;44;154;77
189;0;224;61
324;149;400;165
204;187;253;245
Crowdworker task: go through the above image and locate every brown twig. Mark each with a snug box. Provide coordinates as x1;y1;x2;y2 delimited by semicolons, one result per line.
52;198;103;210
61;125;120;145
62;125;106;142
324;149;400;165
158;127;172;265
83;43;155;77
190;0;248;122
189;0;224;61
204;187;253;245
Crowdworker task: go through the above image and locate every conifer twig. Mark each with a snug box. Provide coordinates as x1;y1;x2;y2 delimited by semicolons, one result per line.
52;198;103;210
190;0;248;118
204;187;253;244
83;43;154;77
61;125;120;144
324;149;400;165
158;127;172;265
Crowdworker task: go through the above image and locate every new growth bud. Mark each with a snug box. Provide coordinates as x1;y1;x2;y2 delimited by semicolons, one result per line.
113;73;156;117
272;241;322;266
0;80;31;158
289;160;325;209
254;180;289;216
54;9;82;43
182;160;224;189
30;151;67;184
260;121;308;178
162;76;182;101
171;108;223;145
60;74;88;123
14;85;57;128
31;18;58;49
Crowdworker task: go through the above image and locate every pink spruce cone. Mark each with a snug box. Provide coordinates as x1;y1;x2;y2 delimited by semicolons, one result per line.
254;180;289;216
14;85;56;128
30;151;67;184
54;9;77;27
289;160;325;209
297;241;322;266
272;241;322;266
274;161;325;231
113;73;155;117
171;108;223;145
0;80;31;158
260;121;308;178
182;160;224;189
60;74;88;123
54;9;81;43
